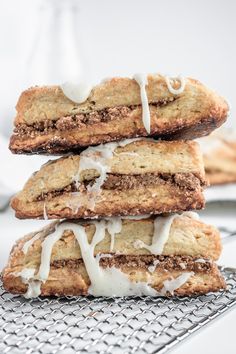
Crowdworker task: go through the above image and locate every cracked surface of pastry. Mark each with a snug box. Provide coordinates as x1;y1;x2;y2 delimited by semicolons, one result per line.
2;216;225;297
11;139;207;219
9;74;228;154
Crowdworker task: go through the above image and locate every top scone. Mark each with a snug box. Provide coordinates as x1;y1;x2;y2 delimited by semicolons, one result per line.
10;74;228;154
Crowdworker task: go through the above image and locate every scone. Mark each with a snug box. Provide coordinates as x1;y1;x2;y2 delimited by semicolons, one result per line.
2;213;226;297
9;74;228;154
11;139;207;219
197;128;236;185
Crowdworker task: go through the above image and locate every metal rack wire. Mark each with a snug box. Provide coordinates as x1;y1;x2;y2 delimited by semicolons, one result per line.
0;267;236;354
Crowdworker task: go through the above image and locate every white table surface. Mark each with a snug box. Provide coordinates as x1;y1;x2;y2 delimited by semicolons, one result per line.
0;201;236;354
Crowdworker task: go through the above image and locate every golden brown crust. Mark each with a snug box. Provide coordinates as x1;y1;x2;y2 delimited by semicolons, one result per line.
11;140;206;219
12;184;205;219
10;75;228;154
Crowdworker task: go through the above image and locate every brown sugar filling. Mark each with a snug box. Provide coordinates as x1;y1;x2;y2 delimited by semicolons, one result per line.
35;172;204;202
14;101;175;137
51;255;213;273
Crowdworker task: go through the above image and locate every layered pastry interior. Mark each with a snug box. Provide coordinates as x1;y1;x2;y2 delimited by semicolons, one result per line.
2;212;226;298
197;128;236;185
11;139;207;219
10;74;228;154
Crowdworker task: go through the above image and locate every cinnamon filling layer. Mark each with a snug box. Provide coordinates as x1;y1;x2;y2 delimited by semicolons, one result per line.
51;255;213;273
14;101;175;137
35;172;203;202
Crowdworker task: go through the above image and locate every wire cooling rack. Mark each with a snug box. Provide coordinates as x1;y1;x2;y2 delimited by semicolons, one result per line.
0;267;236;354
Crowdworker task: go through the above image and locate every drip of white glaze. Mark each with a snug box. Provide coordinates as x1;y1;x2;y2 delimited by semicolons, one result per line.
24;281;42;299
160;272;194;295
22;221;159;297
60;81;92;104
15;268;41;299
179;262;186;270
95;253;113;261
43;203;48;220
73;138;141;210
106;217;122;252
148;260;160;273
133;239;145;250
37;223;66;281
74;142;118;209
72;220;159;296
22;222;58;255
135;212;199;255
22;233;42;255
195;258;208;263
65;193;81;214
122;215;150;220
19;218;195;298
182;211;199;220
165;76;186;95
118;138;142;146
133;73;151;134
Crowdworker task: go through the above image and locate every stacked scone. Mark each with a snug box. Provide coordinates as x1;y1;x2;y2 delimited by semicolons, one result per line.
197;128;236;185
2;74;229;297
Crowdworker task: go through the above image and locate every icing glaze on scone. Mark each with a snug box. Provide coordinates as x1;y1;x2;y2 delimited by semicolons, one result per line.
133;73;151;134
165;76;186;95
73;138;142;210
160;272;194;295
16;214;199;298
133;212;199;255
60;81;92;104
134;74;186;134
61;74;187;137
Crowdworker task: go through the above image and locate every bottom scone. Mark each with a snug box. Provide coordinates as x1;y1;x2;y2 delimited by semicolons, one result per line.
2;212;226;297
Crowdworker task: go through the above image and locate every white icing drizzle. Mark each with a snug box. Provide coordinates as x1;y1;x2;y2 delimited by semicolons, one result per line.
106;217;122;252
148;260;160;273
133;73;151;134
43;203;48;220
73;138;141;211
15;268;41;299
160;272;194;295
19;216;196;298
148;214;180;255
37;224;66;281
165;76;186;95
22;222;58;255
71;220;158;296
122;214;150;220
195;258;208;263
24;281;42;299
179;262;186;270
23;233;42;255
182;211;199;220
65;193;81;214
60;81;92;104
134;212;199;255
73;143;117;210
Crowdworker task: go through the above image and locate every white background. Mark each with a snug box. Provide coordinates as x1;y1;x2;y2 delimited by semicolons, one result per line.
0;1;236;353
0;0;236;134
